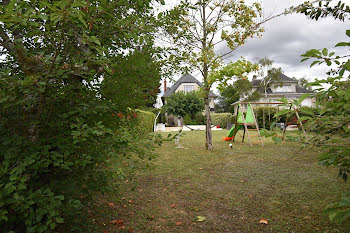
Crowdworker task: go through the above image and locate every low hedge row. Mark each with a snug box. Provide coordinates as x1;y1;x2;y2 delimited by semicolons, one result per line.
211;113;235;128
254;106;280;129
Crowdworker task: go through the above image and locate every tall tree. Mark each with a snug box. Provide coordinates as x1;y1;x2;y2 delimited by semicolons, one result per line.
163;0;263;150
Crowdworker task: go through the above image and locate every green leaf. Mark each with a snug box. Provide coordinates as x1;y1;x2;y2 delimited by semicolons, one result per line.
335;42;350;47
298;116;311;122
346;30;350;37
344;60;350;71
297;93;310;105
322;48;328;56
300;58;309;62
300;108;314;115
197;216;206;222
310;61;320;67
279;97;289;104
274;109;292;117
55;217;64;223
90;36;101;45
77;14;87;28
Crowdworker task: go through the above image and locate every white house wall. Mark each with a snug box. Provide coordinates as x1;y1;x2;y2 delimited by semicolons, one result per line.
175;83;200;92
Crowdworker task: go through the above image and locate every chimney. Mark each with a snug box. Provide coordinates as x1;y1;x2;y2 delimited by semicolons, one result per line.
164;79;167;93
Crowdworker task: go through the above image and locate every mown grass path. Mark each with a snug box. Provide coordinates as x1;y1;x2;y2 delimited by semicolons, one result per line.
101;130;350;232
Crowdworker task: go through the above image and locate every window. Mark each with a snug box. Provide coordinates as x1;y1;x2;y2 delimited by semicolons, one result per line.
275;84;291;92
184;85;195;94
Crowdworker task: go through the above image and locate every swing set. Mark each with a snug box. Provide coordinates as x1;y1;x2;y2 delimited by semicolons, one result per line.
223;102;284;147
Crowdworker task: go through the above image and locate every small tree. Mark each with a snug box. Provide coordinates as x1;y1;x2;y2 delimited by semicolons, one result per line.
164;91;204;120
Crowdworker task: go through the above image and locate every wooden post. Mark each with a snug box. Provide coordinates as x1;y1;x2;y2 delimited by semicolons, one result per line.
232;104;240;142
295;108;308;140
281;105;292;141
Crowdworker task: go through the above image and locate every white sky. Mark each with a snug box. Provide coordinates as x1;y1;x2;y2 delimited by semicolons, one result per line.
160;0;349;95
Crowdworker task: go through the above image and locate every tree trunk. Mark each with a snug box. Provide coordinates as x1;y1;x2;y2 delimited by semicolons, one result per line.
204;91;212;150
201;2;213;151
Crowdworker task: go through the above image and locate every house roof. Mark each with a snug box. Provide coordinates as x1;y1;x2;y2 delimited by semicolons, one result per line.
252;73;314;94
252;73;297;87
162;73;217;98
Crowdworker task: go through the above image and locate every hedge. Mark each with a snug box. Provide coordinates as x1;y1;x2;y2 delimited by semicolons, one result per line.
253;106;280;129
211;113;235;128
134;109;156;135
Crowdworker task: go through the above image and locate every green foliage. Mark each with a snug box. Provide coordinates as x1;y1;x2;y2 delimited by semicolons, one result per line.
298;0;350;21
194;112;205;125
216;78;260;113
254;107;280;129
0;0;163;232
279;2;350;222
133;110;157;135
324;191;350;224
211;113;235;128
183;114;192;125
164;91;204;118
210;59;259;88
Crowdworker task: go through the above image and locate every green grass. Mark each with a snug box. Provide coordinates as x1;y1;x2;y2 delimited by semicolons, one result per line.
91;130;350;232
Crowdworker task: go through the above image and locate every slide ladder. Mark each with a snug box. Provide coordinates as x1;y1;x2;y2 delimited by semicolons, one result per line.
239;104;263;147
226;103;263;147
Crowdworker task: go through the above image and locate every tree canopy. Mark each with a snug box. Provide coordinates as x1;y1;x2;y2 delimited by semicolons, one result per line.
164;91;204;119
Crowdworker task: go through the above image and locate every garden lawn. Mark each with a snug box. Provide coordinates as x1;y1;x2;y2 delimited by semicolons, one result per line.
96;130;350;232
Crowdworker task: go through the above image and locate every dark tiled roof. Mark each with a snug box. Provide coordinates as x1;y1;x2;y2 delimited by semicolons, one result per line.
252;73;297;87
162;73;217;98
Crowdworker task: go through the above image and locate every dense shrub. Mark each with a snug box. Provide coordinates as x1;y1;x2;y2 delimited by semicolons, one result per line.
211;113;235;128
0;1;162;232
133;110;156;135
254;106;320;130
195;112;205;125
184;114;192;125
254;106;280;129
164;91;204;118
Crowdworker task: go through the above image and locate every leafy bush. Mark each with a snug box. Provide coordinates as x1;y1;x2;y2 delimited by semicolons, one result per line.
164;91;204;118
0;0;162;232
133;110;156;135
184;114;192;125
211;113;235;128
254;106;280;129
195;112;205;125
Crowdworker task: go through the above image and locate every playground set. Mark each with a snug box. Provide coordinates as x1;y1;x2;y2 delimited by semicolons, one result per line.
223;102;284;147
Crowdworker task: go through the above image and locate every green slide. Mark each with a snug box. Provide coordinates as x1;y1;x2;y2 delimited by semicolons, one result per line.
223;104;255;141
227;124;242;137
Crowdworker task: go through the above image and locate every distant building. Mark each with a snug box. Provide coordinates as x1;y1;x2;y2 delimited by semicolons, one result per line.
162;73;217;126
251;73;316;107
